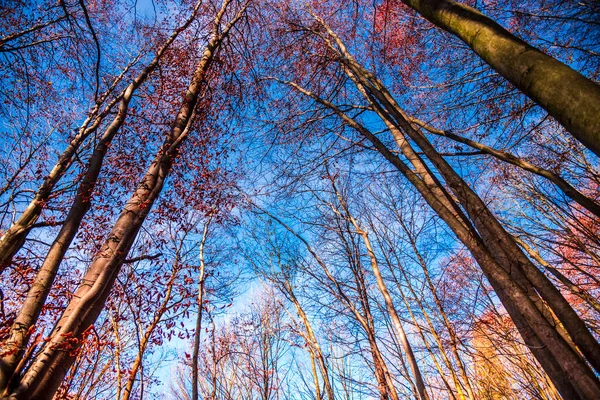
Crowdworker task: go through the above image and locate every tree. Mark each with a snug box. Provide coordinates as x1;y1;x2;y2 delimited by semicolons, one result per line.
391;0;600;156
0;2;208;385
261;6;600;398
0;1;249;397
1;0;599;398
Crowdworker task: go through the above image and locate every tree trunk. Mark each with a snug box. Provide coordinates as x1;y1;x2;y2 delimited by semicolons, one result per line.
346;214;429;400
192;218;211;400
283;280;335;400
400;0;600;156
0;60;130;273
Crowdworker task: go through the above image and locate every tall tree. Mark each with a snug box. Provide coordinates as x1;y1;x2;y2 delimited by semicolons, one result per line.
392;0;600;156
265;8;600;398
0;1;248;398
0;2;207;385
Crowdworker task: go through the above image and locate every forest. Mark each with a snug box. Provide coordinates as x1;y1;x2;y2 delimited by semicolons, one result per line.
0;0;599;399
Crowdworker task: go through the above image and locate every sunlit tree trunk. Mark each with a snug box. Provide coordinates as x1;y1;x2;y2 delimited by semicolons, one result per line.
281;279;335;400
377;234;471;400
399;0;600;156
358;66;600;377
309;350;322;400
393;276;463;400
399;224;476;399
326;174;429;400
360;234;429;400
259;208;400;400
110;311;124;400
297;290;333;399
192;218;211;400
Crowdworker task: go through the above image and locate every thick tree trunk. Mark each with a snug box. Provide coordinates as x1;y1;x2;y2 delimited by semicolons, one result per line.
374;86;600;376
400;0;600;156
362;89;600;399
367;119;598;399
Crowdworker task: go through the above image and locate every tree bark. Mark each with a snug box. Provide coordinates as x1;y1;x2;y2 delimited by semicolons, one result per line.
399;0;600;156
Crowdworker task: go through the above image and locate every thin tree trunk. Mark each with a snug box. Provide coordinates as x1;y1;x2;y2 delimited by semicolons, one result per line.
359;281;401;400
337;218;401;400
309;350;322;400
282;280;335;400
121;262;180;400
336;197;429;400
408;245;475;400
374;222;472;400
257;206;399;400
381;215;477;399
111;311;123;400
390;268;463;400
192;218;211;400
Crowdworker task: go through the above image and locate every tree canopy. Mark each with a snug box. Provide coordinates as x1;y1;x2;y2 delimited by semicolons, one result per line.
0;0;599;399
